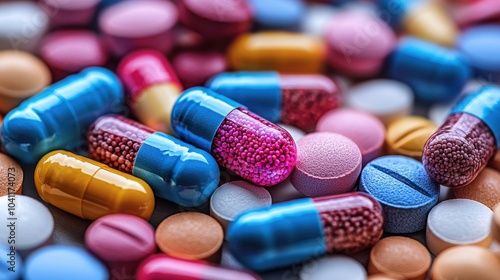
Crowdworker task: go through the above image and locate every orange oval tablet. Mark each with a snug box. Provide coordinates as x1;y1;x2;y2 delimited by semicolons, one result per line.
368;275;402;280
0;50;51;114
369;236;431;280
431;245;500;280
385;116;437;160
488;150;500;172
453;167;500;209
0;153;23;196
156;212;224;262
227;32;325;74
492;204;500;243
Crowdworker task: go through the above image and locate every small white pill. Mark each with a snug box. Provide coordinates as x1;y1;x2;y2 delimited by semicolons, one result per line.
300;255;366;280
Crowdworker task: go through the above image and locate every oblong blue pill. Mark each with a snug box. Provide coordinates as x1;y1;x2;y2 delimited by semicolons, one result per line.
359;155;439;233
248;0;306;30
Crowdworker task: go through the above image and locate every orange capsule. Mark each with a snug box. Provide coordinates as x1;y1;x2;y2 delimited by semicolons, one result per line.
34;150;154;220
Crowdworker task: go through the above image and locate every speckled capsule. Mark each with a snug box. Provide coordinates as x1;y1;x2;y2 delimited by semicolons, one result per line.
171;87;297;186
88;115;219;207
423;86;500;187
227;192;384;271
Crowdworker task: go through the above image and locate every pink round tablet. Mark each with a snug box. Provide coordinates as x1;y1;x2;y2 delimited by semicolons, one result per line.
40;30;108;81
324;12;396;77
98;0;178;57
41;0;100;28
451;0;500;27
179;0;253;40
316;108;385;166
85;214;156;280
290;132;362;197
173;51;228;88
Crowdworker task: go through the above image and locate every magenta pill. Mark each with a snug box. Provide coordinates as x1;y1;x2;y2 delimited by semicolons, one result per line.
173;51;228;88
41;0;100;28
85;214;156;280
98;0;178;57
40;30;108;81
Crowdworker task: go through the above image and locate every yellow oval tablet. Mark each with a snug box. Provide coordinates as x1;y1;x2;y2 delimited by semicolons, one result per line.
386;116;436;160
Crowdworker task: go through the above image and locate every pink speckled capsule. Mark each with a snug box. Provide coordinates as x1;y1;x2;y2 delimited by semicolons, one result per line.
171;87;297;186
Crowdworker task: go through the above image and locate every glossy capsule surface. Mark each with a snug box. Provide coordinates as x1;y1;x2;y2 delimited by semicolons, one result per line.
1;67;123;164
227;192;384;271
34;150;154;220
88;115;219;207
136;254;262;280
171;87;297;186
118;50;182;133
423;86;500;187
206;72;342;131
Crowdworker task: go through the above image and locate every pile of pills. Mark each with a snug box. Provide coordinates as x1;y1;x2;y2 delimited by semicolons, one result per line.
0;0;500;279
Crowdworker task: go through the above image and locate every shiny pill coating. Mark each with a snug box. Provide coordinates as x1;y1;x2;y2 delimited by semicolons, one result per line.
206;72;342;131
171;87;297;186
34;150;154;220
227;192;383;271
40;0;101;28
1;67;123;164
88;115;219;207
423;85;500;187
385;116;437;160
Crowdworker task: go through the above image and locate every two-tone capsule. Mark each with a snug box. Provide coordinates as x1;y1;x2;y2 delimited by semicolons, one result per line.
1;67;123;163
171;87;297;186
227;192;384;271
423;85;500;187
118;50;182;133
87;115;219;207
34;150;154;220
206;72;342;131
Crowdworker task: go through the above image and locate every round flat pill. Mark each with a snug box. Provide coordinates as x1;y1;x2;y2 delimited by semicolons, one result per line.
453;168;500;209
0;153;23;196
300;4;339;37
346;80;414;126
360;155;440;233
368;236;431;280
24;245;108;280
156;212;224;262
300;255;366;280
368;275;402;280
426;199;493;256
291;132;362;197
316;108;385;165
431;246;500;280
210;181;272;231
385;116;437;160
491;204;500;243
41;0;100;28
85;214;156;280
173;51;227;88
0;245;22;280
0;195;54;253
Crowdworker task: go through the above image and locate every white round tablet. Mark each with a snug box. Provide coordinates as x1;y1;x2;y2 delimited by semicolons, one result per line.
300;255;366;280
0;195;54;253
278;124;305;142
210;181;272;231
300;4;339;37
346;79;413;126
426;199;493;256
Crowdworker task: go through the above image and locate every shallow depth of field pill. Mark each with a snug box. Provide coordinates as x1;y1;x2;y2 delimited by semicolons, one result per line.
385;116;437;160
173;51;227;89
155;212;224;262
490;204;500;243
0;245;22;280
40;0;100;28
426;199;493;256
300;4;339;37
0;153;23;196
267;178;305;204
368;275;402;280
300;256;366;280
368;236;431;280
278;124;305;142
453;167;500;209
248;0;305;30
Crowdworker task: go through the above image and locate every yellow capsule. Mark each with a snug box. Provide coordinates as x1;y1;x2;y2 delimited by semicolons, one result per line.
34;150;154;220
385;116;437;160
228;32;325;74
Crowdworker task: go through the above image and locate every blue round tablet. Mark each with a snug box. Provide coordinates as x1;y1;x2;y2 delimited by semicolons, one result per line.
248;0;306;30
359;155;440;233
458;24;500;83
0;245;22;280
24;245;108;280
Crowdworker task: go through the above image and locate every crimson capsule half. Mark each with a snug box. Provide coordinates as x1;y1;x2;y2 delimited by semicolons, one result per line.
88;115;219;207
171;87;297;186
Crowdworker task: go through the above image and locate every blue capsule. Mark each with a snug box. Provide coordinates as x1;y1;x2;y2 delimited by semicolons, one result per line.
247;0;306;30
1;67;123;163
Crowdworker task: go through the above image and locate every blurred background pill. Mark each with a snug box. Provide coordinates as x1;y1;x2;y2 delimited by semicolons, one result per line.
368;236;431;280
492;204;500;244
0;153;22;196
0;50;51;115
430;246;500;280
0;2;48;53
278;124;305;142
210;181;271;232
24;245;108;280
0;195;54;254
300;4;339;37
155;212;224;262
426;199;493;256
248;0;306;31
316;108;385;165
291;132;362;197
300;256;366;280
173;51;228;89
98;0;178;57
450;0;500;28
346;80;414;126
385;116;437;160
267;177;305;204
85;214;156;280
0;245;22;280
40;0;100;28
368;275;402;280
40;30;108;81
360;155;440;233
453;168;500;209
